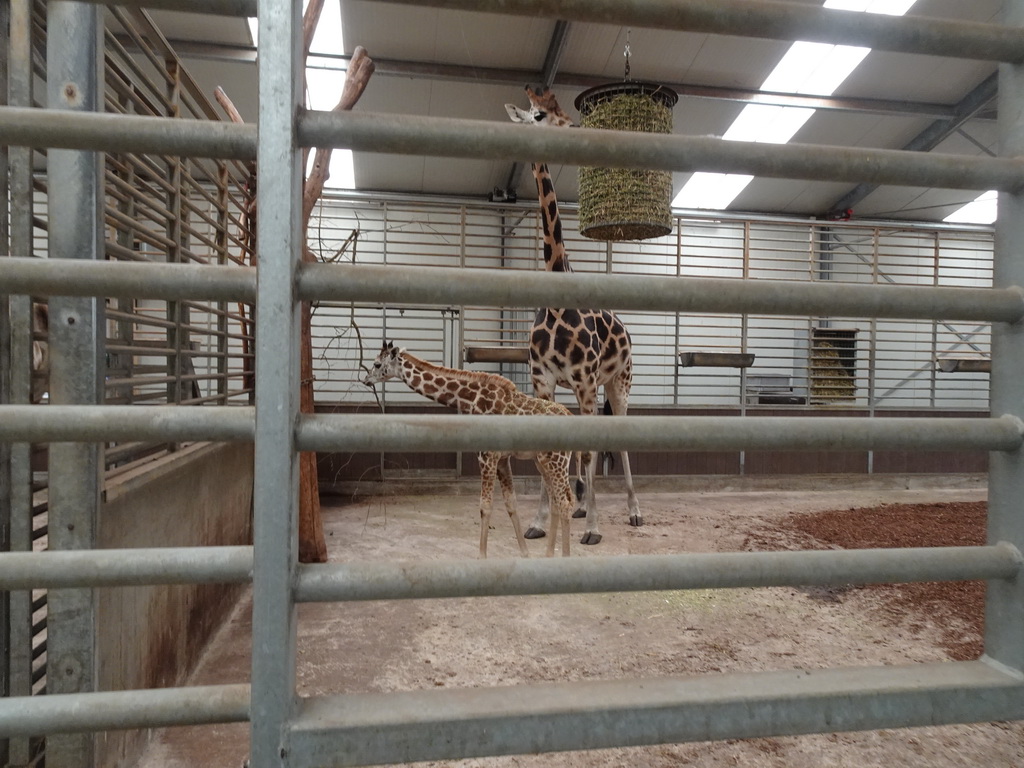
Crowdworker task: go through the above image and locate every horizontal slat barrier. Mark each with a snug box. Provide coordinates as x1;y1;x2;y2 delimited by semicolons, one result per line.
0;405;254;443
6;256;1019;324
62;0;1024;62
299;263;1024;323
0;546;253;590
286;661;1024;767
0;684;251;737
0;256;256;302
295;544;1022;603
0;105;255;159
4;104;1024;193
297;414;1024;454
3;409;1017;451
76;0;256;15
300;111;1024;191
370;0;1024;63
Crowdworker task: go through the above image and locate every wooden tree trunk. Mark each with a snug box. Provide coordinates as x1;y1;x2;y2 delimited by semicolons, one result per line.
216;22;375;563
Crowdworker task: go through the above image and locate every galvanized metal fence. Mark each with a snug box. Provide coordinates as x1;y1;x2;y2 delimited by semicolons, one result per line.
3;1;1024;768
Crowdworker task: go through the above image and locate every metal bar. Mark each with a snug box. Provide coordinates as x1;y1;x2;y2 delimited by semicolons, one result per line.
48;0;256;17
297;413;1024;454
0;257;256;302
0;1;11;759
120;37;969;121
985;0;1024;674
0;405;254;442
287;661;1024;766
46;4;104;763
7;253;1018;324
374;0;1024;62
249;0;302;765
0;684;251;737
299;110;1024;192
296;544;1021;603
298;263;1024;324
5;3;37;761
0;546;253;590
0;105;255;159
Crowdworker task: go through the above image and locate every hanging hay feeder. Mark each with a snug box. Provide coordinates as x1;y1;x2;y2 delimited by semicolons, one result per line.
575;81;678;242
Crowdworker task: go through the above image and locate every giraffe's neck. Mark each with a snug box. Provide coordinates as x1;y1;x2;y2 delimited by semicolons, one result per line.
397;352;512;415
531;162;572;273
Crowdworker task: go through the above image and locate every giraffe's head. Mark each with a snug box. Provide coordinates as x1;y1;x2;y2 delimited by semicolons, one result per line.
363;341;404;387
505;85;576;128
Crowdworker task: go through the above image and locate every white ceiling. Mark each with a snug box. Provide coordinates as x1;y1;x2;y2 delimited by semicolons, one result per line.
154;0;1008;222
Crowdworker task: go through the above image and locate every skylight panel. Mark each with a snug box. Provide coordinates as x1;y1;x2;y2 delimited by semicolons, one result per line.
306;0;355;189
943;190;997;224
672;0;918;212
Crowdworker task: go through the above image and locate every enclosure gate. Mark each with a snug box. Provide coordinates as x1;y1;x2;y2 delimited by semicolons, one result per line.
4;1;1024;768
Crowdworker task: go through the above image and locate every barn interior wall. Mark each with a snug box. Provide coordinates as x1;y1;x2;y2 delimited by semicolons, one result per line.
94;442;254;768
308;195;994;413
309;195;994;488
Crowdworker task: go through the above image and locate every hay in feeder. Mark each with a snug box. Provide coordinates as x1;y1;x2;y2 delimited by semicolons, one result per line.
577;85;676;241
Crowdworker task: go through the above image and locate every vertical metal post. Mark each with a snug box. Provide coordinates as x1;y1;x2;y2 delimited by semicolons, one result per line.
166;59;186;407
216;163;231;401
6;1;37;764
0;4;11;763
250;0;303;764
985;0;1024;674
45;2;105;766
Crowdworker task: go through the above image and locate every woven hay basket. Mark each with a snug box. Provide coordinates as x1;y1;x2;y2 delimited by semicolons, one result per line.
575;82;678;241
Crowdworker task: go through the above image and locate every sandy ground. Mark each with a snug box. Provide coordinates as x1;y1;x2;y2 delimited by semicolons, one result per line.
136;482;1024;768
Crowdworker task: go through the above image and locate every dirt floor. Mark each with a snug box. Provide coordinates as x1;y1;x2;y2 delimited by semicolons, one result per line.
136;481;1024;768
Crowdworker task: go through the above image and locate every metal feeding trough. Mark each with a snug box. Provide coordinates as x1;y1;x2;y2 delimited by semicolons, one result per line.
574;81;678;242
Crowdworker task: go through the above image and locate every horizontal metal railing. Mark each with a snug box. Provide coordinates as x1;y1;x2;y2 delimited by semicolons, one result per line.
3;257;1021;323
0;543;1016;598
285;660;1024;767
0;684;251;737
295;545;1023;602
0;546;253;589
300;111;1024;191
299;263;1024;323
1;407;1020;453
0;405;253;443
66;0;1024;62
297;413;1024;453
3;105;1024;193
0;257;256;301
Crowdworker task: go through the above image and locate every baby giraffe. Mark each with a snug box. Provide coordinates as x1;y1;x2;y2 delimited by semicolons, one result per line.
362;342;581;558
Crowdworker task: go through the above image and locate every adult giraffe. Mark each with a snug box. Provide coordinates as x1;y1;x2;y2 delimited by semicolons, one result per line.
505;85;641;545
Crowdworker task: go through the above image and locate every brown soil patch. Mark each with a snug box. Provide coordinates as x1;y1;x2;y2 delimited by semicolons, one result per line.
747;500;986;660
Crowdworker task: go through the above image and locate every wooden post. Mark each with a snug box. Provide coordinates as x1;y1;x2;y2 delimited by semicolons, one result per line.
215;21;374;562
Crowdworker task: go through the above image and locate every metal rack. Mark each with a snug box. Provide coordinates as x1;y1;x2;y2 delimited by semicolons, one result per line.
3;1;1024;767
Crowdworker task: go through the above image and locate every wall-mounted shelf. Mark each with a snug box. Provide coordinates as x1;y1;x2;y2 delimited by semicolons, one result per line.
464;347;530;364
936;357;991;373
679;351;755;368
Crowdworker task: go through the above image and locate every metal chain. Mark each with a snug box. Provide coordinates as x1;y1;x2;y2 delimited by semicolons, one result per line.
624;28;631;80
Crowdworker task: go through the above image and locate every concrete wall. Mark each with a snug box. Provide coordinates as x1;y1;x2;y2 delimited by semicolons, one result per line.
93;442;254;768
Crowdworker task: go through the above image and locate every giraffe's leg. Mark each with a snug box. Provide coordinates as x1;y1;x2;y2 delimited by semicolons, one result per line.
496;455;529;557
525;483;549;540
572;385;602;545
606;378;642;527
478;452;499;559
539;454;573;557
525;374;557;539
